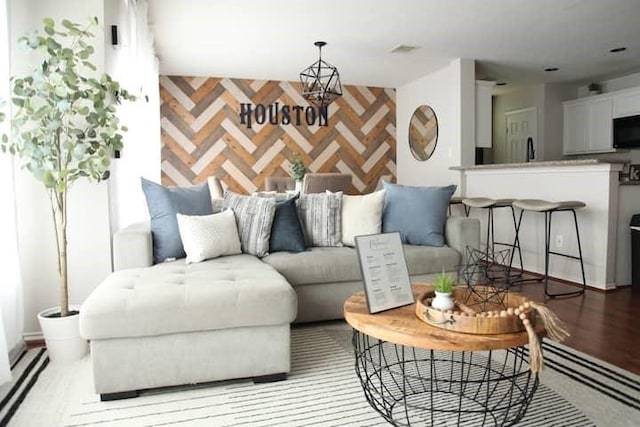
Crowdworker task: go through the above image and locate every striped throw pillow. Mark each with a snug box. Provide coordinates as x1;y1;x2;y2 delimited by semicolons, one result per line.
297;192;342;247
222;192;276;257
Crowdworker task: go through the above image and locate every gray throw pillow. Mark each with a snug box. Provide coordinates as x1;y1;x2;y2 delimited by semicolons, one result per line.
141;178;213;264
382;181;456;246
296;192;342;247
222;192;276;257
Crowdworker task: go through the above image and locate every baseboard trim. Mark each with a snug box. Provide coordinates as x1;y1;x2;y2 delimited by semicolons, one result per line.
8;342;26;366
515;268;615;293
23;332;45;350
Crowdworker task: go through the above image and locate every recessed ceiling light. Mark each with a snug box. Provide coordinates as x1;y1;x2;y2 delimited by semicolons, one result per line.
610;47;627;53
544;67;559;72
390;44;420;54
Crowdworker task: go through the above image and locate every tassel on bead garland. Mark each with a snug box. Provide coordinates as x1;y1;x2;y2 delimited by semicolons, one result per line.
530;301;570;342
515;305;543;373
517;301;570;373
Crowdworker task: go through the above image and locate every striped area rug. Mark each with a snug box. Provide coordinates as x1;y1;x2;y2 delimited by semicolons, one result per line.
0;348;49;425
2;322;639;426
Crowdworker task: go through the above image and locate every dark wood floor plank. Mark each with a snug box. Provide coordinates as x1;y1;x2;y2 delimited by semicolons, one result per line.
515;279;640;375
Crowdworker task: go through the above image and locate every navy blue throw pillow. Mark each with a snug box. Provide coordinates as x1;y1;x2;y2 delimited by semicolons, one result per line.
269;194;307;253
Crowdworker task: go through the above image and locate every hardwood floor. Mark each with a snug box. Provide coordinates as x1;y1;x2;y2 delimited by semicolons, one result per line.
514;277;640;375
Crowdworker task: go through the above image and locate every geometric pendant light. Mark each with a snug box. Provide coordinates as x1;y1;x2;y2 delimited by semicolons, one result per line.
299;41;342;107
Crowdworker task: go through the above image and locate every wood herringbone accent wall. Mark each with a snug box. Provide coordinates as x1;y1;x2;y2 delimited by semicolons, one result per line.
159;76;396;194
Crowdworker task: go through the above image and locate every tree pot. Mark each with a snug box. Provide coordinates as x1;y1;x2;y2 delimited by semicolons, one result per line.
37;305;88;363
431;291;455;311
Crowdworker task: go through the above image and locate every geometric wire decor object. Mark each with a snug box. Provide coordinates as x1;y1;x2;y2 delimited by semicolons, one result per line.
300;41;343;107
458;245;513;312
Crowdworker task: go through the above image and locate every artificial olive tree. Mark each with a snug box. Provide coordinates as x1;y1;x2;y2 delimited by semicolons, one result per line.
0;17;134;317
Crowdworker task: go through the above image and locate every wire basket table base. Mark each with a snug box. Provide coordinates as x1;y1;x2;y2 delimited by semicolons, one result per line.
353;330;538;426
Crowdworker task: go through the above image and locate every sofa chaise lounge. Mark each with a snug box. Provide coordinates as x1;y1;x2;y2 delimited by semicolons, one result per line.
79;181;480;400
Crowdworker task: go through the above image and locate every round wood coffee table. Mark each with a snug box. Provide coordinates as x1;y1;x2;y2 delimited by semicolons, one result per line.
344;283;543;426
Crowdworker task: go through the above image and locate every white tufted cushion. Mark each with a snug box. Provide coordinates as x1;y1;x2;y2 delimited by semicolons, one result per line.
80;254;297;340
176;209;241;263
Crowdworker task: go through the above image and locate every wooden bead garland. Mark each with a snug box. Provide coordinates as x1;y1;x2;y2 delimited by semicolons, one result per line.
415;285;569;373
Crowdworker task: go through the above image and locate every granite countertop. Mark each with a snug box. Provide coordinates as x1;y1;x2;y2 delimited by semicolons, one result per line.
450;158;628;171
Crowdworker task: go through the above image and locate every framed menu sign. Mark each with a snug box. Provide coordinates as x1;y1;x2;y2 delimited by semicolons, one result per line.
355;232;414;313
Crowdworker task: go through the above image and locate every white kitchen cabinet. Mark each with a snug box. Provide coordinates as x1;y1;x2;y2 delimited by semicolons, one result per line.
563;96;614;155
475;80;495;148
613;88;640;118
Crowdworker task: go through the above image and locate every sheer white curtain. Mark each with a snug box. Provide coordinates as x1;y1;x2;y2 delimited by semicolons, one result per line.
0;0;25;385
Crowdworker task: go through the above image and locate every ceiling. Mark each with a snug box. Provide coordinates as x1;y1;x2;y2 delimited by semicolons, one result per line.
147;0;640;89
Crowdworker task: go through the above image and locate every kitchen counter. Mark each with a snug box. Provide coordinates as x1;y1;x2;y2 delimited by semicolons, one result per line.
450;158;628;171
453;160;629;290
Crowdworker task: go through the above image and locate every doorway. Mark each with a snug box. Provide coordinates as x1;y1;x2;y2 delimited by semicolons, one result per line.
504;107;537;164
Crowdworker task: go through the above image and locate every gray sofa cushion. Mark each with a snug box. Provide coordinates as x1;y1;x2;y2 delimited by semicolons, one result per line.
80;254;297;340
262;244;460;286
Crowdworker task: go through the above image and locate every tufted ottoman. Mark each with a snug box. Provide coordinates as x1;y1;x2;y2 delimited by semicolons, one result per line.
80;254;297;400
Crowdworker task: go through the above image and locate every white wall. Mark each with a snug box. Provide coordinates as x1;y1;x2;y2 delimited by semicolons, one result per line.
544;83;577;161
492;85;545;162
104;0;161;235
491;83;577;163
396;58;475;192
9;0;114;337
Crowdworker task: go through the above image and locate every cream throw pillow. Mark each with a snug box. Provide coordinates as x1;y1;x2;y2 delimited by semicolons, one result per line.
176;209;242;263
341;189;386;246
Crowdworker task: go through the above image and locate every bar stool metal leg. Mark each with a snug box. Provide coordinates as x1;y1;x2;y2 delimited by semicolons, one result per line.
510;208;541;287
544;208;586;298
463;198;521;286
507;205;524;277
512;200;587;298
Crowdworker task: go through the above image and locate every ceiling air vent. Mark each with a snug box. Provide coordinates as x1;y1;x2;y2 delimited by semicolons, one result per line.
391;44;420;54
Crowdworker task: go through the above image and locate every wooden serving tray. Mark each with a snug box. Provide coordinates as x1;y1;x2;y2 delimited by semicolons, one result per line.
414;285;537;335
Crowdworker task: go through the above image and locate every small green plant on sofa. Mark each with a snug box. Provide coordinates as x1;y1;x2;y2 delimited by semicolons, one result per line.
433;271;455;293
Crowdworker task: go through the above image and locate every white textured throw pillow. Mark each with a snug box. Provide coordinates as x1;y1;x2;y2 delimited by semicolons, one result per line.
176;209;242;263
341;189;386;246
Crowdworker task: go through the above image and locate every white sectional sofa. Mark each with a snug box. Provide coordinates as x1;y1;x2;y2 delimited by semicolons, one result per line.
79;180;480;400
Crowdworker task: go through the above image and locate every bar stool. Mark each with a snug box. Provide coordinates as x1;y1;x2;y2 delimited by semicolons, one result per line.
462;197;523;276
511;199;586;298
448;196;464;216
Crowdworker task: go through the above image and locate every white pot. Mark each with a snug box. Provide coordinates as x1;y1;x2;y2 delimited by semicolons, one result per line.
37;305;88;363
431;291;455;311
295;179;303;192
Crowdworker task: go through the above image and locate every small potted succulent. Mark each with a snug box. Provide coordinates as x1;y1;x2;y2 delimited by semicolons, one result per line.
588;83;601;95
431;270;456;311
289;154;306;191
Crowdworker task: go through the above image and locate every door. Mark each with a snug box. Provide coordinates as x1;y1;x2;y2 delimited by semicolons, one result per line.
505;107;537;163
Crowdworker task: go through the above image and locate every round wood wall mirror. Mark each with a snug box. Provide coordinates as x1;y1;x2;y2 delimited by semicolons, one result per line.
409;105;438;161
